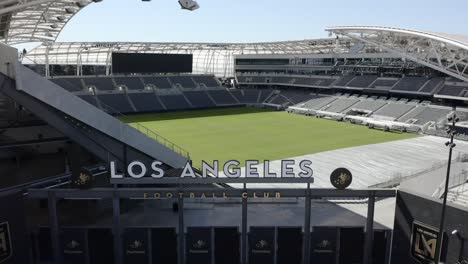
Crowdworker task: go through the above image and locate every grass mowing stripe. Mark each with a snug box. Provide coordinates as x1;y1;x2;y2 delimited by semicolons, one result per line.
121;107;417;168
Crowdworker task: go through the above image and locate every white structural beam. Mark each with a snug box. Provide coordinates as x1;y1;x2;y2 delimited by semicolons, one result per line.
24;39;352;77
0;0;56;15
326;26;468;82
0;0;95;44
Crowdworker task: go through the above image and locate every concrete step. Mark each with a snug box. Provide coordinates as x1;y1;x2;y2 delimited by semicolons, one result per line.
457;194;468;203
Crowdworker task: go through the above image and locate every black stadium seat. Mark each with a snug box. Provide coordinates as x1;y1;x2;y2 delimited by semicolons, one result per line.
142;76;172;89
128;92;165;112
114;76;145;90
50;78;84;92
97;94;134;113
207;90;238;105
159;94;191;110
183;91;216;107
83;77;116;91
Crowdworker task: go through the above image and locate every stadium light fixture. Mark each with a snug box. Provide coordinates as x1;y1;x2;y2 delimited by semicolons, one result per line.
140;0;200;11
65;8;76;14
75;1;88;8
178;0;200;11
435;112;459;264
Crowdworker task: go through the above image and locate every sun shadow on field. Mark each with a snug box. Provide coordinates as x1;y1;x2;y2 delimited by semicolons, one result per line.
119;107;275;123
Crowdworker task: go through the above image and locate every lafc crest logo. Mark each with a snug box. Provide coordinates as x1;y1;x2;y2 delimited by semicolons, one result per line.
411;222;442;264
330;168;352;190
72;168;93;189
192;240;206;249
0;222;12;263
126;240;146;255
255;240;268;249
317;240;331;249
314;239;333;253
66;240;80;249
252;239;271;254
189;239;208;254
129;240;144;249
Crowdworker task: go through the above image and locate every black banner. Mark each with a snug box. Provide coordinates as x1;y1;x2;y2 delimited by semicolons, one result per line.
0;222;12;263
214;227;239;264
37;228;52;262
391;191;455;264
373;230;389;264
88;229;114;264
186;227;212;264
123;228;149;264
151;228;177;264
277;227;302;264
61;229;87;264
0;191;29;264
310;227;337;264
249;227;275;264
339;227;364;264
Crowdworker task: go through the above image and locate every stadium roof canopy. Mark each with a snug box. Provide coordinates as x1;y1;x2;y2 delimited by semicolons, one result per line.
0;0;94;44
24;39;353;77
327;26;468;82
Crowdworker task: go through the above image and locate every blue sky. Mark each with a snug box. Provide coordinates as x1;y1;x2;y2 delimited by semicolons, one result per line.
34;0;466;44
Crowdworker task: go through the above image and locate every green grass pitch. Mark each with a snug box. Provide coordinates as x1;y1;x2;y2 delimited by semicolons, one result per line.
121;107;417;168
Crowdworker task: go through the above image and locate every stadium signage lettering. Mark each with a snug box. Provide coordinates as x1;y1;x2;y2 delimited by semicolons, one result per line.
141;191;282;199
110;159;314;179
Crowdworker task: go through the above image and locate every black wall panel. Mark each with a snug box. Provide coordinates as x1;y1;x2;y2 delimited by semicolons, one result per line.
0;191;30;264
391;190;468;264
249;227;275;264
277;227;302;264
214;227;239;264
186;227;212;264
310;227;338;264
60;228;87;264
88;228;114;264
123;228;149;264
151;228;177;264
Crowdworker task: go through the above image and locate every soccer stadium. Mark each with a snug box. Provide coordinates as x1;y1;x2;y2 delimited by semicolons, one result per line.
0;1;468;264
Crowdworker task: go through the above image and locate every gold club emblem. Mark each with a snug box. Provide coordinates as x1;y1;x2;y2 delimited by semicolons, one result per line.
335;172;350;185
317;240;331;248
66;240;80;249
330;168;353;190
256;240;268;249
193;240;206;249
75;173;91;186
129;240;144;249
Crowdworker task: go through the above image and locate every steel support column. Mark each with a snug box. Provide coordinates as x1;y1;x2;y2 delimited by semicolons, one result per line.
48;191;61;264
241;183;248;264
178;195;185;264
112;190;122;264
303;183;311;264
363;192;375;264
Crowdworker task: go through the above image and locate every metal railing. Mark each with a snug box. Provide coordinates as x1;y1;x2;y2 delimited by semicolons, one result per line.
371;153;468;189
434;169;468;199
370;159;449;188
98;101;191;160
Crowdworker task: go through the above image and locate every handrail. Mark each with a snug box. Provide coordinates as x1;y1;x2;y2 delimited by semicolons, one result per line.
98;100;191;160
371;153;468;189
370;159;449;189
434;170;468;199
